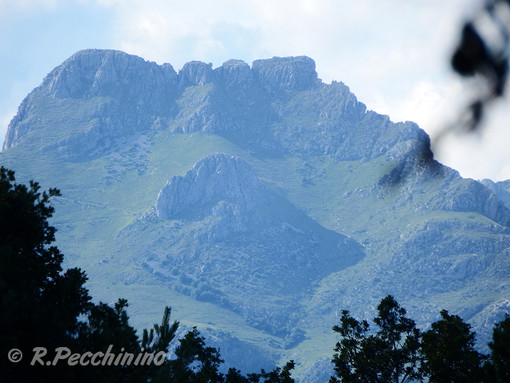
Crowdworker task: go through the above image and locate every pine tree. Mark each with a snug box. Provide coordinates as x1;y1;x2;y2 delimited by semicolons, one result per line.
330;295;423;383
141;305;179;382
422;310;482;383
0;167;91;381
73;299;145;383
485;314;510;382
168;327;225;382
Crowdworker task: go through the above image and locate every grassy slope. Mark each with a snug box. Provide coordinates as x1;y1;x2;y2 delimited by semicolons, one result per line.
2;123;510;377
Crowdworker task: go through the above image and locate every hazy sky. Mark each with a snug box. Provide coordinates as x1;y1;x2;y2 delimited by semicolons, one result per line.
1;0;509;181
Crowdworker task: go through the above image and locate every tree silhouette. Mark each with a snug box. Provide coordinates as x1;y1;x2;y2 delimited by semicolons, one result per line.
330;295;422;383
485;314;510;382
168;326;225;383
422;310;482;383
0;166;91;381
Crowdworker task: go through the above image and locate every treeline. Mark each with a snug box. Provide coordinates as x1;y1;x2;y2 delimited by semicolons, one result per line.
1;166;509;382
330;295;510;383
0;167;293;382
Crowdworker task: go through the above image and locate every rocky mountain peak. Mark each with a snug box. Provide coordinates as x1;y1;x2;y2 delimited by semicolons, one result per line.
155;154;263;220
215;59;253;87
42;49;178;99
251;56;319;91
178;61;214;86
3;49;180;152
481;179;510;210
1;51;353;153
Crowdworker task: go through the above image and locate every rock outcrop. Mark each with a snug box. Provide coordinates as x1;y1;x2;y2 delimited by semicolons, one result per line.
43;49;178;100
4;50;427;164
215;59;254;88
130;153;365;338
481;179;510;210
438;178;510;226
179;61;214;86
251;56;319;91
155;154;264;221
3;50;179;153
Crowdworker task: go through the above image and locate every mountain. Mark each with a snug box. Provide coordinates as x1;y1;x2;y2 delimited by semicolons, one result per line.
2;49;510;381
122;153;363;341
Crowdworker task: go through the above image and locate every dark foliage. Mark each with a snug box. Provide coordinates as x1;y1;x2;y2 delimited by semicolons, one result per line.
0;166;91;381
422;310;483;382
451;0;510;131
331;296;510;383
330;296;422;383
0;167;294;382
168;327;225;383
484;314;510;382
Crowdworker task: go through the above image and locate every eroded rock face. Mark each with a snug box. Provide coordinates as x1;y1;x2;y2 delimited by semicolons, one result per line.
179;61;214;86
215;59;254;88
133;152;365;339
43;49;178;100
2;50;427;165
252;56;319;91
155;154;263;221
481;179;510;210
2;50;179;152
436;178;510;226
3;52;320;152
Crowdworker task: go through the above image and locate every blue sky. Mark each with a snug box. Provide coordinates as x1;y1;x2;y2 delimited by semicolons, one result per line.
2;0;509;181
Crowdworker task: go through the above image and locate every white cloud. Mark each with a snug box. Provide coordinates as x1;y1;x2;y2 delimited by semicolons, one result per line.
100;0;261;68
425;92;510;181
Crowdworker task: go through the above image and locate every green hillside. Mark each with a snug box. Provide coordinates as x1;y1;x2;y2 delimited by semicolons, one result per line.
2;49;510;380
